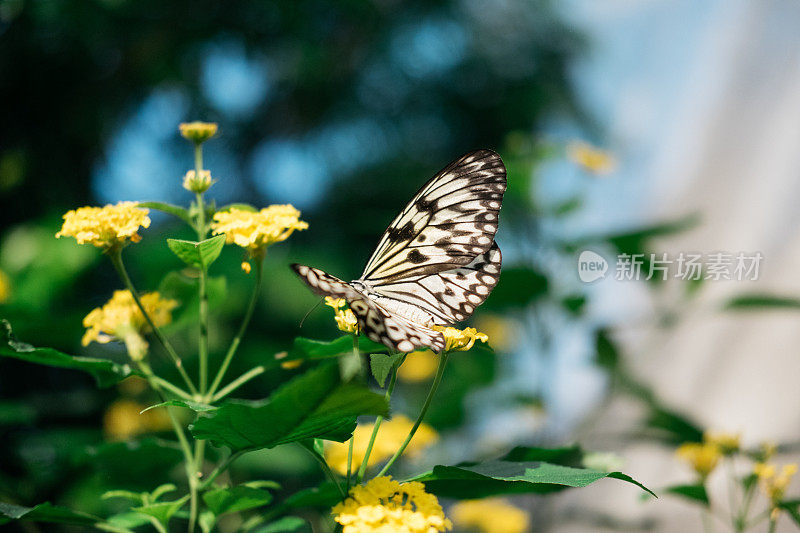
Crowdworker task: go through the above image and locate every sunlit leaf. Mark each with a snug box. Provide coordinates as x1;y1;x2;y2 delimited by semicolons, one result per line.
167;235;226;268
0;502;100;526
370;353;404;387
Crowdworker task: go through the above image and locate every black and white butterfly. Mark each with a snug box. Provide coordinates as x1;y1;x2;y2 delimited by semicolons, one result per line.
291;150;506;353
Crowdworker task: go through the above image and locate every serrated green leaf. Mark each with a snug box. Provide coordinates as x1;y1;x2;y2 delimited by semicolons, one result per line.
167;234;226;268
203;486;273;515
141;400;215;414
278;335;387;367
132;495;189;526
190;363;389;452
407;460;655;499
370;353;404;387
0;501;101;526
663;484;709;505
138;201;193;225
253;516;310;533
0;320;133;388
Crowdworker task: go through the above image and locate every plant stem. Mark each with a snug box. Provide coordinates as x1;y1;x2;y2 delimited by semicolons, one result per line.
301;442;346;499
376;351;450;478
211;366;266;402
108;250;198;396
135;361;198;533
199;451;243;491
207;260;263;397
151;376;193;401
768;516;777;533
345;437;354;493
355;362;399;484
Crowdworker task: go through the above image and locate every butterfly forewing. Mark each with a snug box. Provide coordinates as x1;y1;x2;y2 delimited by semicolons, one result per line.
360;150;506;283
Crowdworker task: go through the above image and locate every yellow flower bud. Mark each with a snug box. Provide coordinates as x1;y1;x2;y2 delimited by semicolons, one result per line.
179;121;218;144
182;169;214;193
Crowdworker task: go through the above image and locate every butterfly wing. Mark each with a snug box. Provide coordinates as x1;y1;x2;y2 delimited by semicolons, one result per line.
291;264;445;353
368;241;501;325
360;150;506;284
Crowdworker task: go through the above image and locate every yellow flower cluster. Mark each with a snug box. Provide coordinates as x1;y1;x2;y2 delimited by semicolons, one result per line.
705;431;740;455
179;121;218;144
755;462;797;513
325;297;359;334
676;442;721;479
449;498;530;533
567;141;616;175
103;399;172;441
433;326;489;352
82;290;178;359
332;476;452;533
56;202;151;249
211;205;308;257
397;350;438;382
326;415;437;475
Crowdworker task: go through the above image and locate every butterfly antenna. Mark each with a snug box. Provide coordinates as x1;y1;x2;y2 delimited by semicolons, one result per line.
300;297;325;328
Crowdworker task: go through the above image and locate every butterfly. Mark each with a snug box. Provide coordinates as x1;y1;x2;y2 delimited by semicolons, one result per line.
291;149;506;353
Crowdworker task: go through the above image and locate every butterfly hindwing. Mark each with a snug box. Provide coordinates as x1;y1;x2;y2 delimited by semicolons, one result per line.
291;263;445;353
360;150;506;283
368;242;501;325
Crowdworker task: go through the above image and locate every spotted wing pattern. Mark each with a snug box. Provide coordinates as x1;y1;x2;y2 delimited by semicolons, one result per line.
291;264;445;353
360;150;506;283
368;242;501;326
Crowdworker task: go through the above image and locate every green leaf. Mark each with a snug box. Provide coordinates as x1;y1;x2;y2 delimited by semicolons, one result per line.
141;400;215;413
283;483;341;509
502;446;584;467
370;353;404;387
0;320;133;388
106;511;152;530
407;460;655;499
83;438;184;490
138;201;193;225
278;335;387;367
199;510;216;533
218;203;258;213
645;407;704;445
102;490;144;504
203;486;273;515
190;363;389;452
664;484;709;505
724;294;800;311
167;235;226;268
150;483;177;501
253;516;310;533
132;495;189;527
778;499;800;526
0;501;101;526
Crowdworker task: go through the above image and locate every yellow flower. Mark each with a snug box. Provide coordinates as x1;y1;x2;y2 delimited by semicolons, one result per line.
325;415;438;475
179;121;218;143
325;297;359;334
704;431;740;455
759;441;778;462
755;462;797;511
103;399;172;441
182;169;214;193
397;350;438;382
0;269;10;304
333;476;452;532
82;290;178;360
210;205;308;258
432;326;489;352
450;498;529;533
676;442;721;479
56;202;151;249
567;141;616;175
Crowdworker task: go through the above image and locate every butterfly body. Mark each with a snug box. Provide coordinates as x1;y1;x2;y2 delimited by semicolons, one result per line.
292;150;506;353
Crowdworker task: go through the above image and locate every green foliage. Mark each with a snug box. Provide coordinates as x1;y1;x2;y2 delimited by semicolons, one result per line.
132;495;190;529
370;352;404;387
0;319;132;388
724;294;800;311
408;459;654;499
663;484;709;505
253;516;310;533
167;235;226;268
0;501;101;526
191;363;390;451
202;485;273;515
139;201;193;226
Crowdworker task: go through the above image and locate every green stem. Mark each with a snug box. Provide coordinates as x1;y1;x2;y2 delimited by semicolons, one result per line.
207;260;263;397
375;351;450;478
135;361;198;533
768;516;777;533
300;442;346;499
108;250;198;396
151;376;193;401
199;451;243;491
211;366;266;402
146;517;168;533
355;363;399;484
345;437;354;493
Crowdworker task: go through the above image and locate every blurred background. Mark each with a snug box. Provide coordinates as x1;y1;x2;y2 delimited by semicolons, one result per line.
3;0;800;531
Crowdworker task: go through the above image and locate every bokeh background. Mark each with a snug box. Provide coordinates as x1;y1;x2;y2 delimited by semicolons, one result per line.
3;0;800;531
